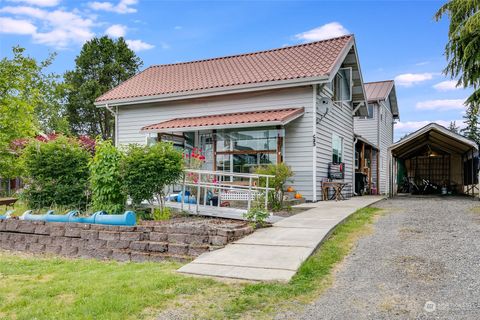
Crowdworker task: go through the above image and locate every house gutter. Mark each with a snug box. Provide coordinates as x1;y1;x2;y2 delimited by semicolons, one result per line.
104;104;118;146
94;76;329;108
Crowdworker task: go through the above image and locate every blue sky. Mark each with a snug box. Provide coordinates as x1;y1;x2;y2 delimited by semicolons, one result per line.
0;0;470;140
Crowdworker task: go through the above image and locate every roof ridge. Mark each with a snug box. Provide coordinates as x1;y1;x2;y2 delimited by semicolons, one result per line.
150;34;354;69
364;80;394;84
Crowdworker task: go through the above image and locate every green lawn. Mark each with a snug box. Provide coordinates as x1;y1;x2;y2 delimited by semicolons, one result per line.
0;207;382;319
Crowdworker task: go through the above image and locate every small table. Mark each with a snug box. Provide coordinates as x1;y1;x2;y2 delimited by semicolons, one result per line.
322;182;349;201
0;197;18;209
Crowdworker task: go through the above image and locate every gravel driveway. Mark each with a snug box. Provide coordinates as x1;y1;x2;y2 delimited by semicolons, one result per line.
296;196;480;320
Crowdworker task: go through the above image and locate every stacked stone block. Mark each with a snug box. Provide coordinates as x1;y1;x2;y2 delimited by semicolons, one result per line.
0;219;253;262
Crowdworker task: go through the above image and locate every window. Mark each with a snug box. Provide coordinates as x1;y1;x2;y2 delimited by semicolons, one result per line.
332;134;343;163
367;104;374;119
333;68;352;102
215;127;284;175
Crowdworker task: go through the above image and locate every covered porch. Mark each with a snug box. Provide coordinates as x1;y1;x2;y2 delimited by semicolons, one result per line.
355;135;379;195
140;108;304;176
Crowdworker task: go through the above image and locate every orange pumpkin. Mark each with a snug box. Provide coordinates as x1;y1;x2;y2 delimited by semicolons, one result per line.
294;193;302;199
287;186;294;192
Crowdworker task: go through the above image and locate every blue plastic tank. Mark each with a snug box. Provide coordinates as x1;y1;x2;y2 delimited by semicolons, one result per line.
94;211;136;226
44;210;77;223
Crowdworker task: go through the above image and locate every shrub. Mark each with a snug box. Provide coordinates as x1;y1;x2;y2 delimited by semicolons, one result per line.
153;207;172;221
122;142;183;214
21;136;91;209
89;139;126;214
255;163;293;211
243;206;270;228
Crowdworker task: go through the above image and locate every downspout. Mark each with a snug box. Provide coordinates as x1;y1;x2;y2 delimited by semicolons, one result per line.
104;104;118;146
312;85;318;202
377;100;381;193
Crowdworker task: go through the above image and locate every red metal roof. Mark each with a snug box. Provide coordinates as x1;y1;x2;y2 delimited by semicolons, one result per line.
364;80;394;102
96;35;354;104
141;108;305;132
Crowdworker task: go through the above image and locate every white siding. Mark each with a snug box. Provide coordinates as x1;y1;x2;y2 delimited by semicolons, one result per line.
353;99;395;194
354;103;379;144
116;86;315;200
316;85;355;198
379;98;394;194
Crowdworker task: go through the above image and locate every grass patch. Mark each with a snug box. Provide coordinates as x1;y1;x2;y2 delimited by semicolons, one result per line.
0;206;382;319
0;253;235;320
221;206;382;318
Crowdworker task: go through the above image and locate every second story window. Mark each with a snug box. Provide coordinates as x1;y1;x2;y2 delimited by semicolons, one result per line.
367;104;374;119
333;67;352;103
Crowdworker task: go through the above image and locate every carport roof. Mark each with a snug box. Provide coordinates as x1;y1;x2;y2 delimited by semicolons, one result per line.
390;123;477;159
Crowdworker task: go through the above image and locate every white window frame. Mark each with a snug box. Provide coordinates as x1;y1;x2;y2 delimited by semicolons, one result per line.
332;133;344;164
333;67;353;103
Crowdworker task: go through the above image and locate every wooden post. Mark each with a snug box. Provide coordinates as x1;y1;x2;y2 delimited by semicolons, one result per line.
247;177;252;210
472;148;475;197
376;149;380;195
181;173;186;211
265;176;269;212
369;146;373;193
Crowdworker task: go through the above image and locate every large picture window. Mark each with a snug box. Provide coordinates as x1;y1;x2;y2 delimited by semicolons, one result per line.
215;127;283;174
332;133;343;163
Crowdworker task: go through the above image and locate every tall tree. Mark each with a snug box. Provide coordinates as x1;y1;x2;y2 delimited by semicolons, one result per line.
0;47;65;178
448;120;460;133
435;1;480;144
65;36;142;140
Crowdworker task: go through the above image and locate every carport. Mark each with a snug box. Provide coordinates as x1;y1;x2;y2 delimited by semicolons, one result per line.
389;123;479;196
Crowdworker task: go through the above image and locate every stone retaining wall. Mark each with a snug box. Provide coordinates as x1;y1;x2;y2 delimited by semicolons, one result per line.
0;218;253;262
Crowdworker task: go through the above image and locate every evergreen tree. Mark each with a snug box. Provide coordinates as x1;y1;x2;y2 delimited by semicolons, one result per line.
65;36;142;140
436;1;480;144
448;121;460;134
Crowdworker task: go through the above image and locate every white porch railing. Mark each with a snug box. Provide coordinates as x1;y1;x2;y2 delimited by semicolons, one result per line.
169;169;275;215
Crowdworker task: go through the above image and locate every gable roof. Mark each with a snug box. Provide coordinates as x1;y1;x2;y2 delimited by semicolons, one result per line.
95;35;357;106
365;80;393;101
390;123;477;159
364;80;399;118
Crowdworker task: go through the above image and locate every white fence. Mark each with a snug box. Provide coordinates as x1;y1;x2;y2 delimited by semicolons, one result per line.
171;169;275;214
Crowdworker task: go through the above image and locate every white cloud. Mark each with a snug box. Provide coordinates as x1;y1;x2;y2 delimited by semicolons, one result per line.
174;25;182;30
125;39;154;51
0;6;95;48
105;24;126;37
8;0;61;7
395;120;465;139
88;0;138;14
433;80;460;91
415;61;429;66
394;73;435;87
416;99;466;111
0;17;37;34
295;22;349;42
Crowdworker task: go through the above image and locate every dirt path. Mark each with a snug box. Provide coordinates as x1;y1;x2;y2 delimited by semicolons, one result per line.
294;196;480;320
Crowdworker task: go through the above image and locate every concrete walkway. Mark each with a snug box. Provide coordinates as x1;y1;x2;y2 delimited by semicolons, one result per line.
178;196;385;282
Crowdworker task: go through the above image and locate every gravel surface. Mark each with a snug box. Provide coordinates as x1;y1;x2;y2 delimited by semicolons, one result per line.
294;196;480;320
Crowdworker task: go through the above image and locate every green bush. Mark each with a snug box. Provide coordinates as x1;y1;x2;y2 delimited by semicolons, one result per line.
255;163;293;211
122;142;183;214
21;136;91;209
153;207;172;221
89;139;126;214
243;206;270;228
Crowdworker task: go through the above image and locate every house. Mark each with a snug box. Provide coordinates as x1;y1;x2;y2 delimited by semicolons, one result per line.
354;80;399;194
95;35;370;202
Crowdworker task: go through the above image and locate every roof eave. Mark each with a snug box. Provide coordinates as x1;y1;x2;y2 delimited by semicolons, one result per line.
95;76;329;107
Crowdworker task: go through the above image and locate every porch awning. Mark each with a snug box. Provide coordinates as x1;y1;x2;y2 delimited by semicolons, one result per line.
140;107;304;133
